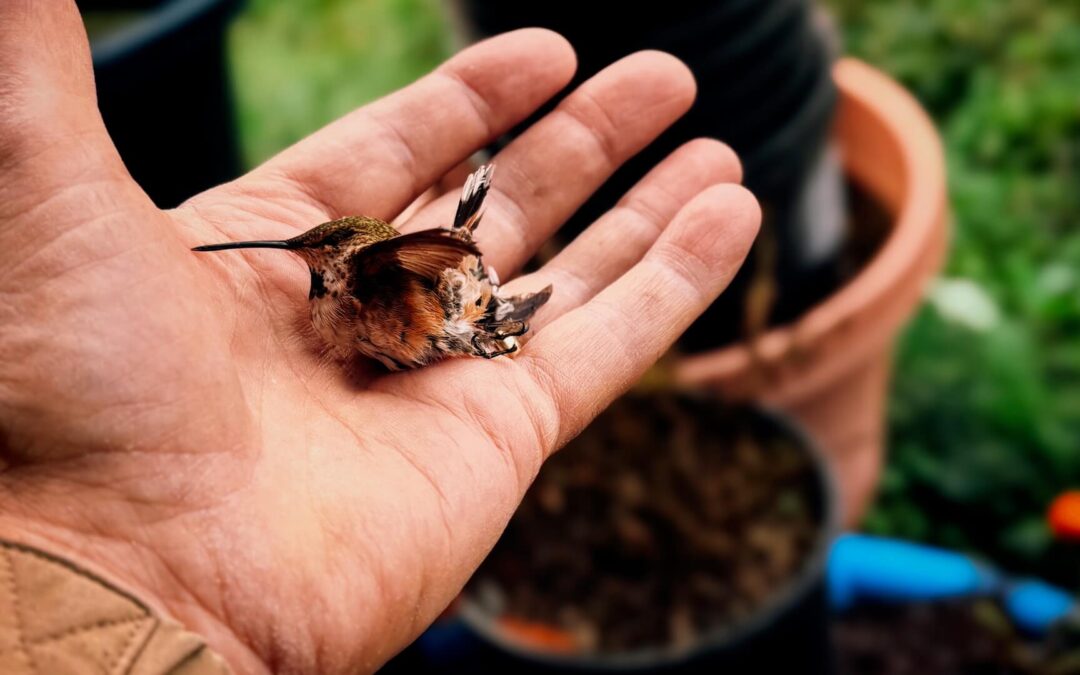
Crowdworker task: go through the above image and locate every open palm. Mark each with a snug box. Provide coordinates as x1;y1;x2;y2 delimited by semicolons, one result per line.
0;3;758;673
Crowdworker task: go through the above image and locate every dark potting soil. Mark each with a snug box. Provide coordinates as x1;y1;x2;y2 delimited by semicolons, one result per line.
833;599;1080;675
468;394;823;654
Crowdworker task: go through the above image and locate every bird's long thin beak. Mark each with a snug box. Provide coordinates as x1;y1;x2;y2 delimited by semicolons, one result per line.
192;240;294;252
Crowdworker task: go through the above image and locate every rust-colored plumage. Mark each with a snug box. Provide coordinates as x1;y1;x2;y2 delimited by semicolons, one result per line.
193;165;552;370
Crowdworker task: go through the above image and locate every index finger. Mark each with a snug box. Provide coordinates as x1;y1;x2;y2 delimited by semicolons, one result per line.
243;29;577;224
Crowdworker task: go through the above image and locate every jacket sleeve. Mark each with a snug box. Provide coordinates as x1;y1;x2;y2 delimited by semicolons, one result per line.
0;539;233;675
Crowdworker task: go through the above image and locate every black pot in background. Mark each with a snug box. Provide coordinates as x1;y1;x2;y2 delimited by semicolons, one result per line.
385;405;841;674
449;0;844;349
81;0;243;208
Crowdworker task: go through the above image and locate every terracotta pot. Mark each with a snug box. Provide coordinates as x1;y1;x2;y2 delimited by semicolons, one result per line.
674;58;949;526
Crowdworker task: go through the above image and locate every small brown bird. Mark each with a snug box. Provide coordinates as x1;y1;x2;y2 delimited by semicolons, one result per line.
193;164;552;370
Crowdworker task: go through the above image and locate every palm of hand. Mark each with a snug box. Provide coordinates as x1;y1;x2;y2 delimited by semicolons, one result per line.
0;4;758;673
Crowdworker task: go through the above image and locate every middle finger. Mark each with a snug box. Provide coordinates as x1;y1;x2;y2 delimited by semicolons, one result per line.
400;51;697;277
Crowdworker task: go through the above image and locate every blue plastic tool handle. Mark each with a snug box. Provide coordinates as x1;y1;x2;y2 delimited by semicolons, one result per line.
829;534;1075;635
1005;580;1076;635
828;534;1000;611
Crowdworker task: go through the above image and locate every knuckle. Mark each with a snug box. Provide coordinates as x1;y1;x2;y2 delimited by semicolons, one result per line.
557;90;622;169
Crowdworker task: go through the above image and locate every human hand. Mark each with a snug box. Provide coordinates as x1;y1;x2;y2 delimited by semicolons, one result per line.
0;2;759;673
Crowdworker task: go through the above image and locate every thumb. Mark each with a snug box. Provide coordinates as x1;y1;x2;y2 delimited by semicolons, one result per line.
0;0;130;196
0;0;147;256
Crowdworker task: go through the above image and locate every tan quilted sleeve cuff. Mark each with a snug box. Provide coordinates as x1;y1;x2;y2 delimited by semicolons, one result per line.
0;539;233;675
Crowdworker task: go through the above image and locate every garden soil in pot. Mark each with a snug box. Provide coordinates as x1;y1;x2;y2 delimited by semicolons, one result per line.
834;599;1080;675
467;393;828;655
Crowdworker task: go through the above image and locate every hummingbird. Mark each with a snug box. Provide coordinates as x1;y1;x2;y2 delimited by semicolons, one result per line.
193;164;552;370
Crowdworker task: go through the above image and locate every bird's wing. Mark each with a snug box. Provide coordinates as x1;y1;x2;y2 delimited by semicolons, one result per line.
350;229;480;300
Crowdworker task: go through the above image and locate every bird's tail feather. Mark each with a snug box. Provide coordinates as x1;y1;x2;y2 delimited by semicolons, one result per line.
499;285;553;323
452;164;494;238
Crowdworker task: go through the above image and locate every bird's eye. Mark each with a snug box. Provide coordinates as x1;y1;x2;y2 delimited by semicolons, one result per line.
475;298;482;307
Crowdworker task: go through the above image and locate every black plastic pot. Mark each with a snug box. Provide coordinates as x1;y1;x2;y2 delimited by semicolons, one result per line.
452;0;842;349
81;0;243;208
386;403;841;674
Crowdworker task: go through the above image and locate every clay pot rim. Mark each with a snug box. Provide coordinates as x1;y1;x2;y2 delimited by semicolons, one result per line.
457;401;841;671
674;57;948;383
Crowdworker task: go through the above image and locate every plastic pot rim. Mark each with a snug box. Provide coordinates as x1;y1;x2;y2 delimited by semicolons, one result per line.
87;0;241;67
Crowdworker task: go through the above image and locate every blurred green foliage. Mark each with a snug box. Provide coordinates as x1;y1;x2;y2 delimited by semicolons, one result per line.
230;0;451;166
828;0;1080;583
230;0;1080;583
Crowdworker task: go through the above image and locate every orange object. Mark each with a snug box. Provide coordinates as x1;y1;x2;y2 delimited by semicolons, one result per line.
497;616;578;654
1048;491;1080;540
676;59;949;526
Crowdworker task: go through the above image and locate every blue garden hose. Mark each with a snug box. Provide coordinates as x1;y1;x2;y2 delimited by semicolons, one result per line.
829;533;1076;635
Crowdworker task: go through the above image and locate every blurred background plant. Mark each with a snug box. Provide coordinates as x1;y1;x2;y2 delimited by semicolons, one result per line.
828;0;1080;585
228;0;1080;585
231;0;451;165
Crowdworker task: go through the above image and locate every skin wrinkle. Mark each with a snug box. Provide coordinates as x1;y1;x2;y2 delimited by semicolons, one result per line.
3;227;152;295
529;300;647;443
295;403;343;672
298;489;403;674
4;148;127;214
2;304;227;416
206;519;299;675
77;397;213;449
368;112;428;202
556;89;629;172
0;124;112;187
189;247;305;320
175;194;322;253
431;69;499;152
581;295;649;362
499;366;556;484
141;525;269;674
621;265;698;331
0;401;205;464
515;352;566;461
619;183;684;230
418;378;519;499
649;236;719;296
3;457;227;526
392;371;532;497
361;383;516;637
389;416;458;559
379;418;459;639
234;254;309;333
225;274;258;352
0;174;137;246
